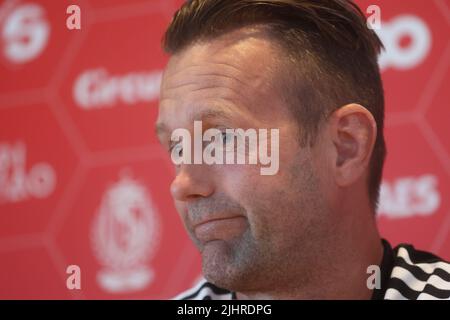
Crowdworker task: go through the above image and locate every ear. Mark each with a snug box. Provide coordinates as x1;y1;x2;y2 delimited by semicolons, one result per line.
328;104;377;187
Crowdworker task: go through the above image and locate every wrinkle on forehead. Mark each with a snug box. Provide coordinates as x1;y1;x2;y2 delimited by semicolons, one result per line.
162;62;247;88
161;60;267;104
161;77;251;106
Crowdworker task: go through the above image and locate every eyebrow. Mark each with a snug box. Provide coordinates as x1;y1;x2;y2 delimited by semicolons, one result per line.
155;108;235;142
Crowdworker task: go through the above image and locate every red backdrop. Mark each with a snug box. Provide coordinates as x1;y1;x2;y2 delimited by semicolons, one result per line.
0;0;449;299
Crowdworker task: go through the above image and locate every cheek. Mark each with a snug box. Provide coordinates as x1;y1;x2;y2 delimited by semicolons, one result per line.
218;165;291;231
174;201;190;227
228;154;321;240
218;163;263;198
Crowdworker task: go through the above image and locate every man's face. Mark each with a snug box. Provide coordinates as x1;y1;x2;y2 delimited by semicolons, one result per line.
157;29;334;292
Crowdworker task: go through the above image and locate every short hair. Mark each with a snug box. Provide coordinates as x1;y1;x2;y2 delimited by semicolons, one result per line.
162;0;387;210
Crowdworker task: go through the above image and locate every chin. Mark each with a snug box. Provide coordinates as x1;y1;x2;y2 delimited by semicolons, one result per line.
200;242;253;291
201;241;237;286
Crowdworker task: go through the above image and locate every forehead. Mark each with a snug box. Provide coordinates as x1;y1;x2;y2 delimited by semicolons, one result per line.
158;27;290;128
164;28;277;78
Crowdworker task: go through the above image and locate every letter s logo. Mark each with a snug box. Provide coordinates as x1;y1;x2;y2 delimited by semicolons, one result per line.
2;3;50;64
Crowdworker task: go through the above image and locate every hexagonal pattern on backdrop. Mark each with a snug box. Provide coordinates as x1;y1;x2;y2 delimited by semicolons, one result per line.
0;0;449;299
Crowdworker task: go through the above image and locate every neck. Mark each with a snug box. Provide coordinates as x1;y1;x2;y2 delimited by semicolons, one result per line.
236;207;383;299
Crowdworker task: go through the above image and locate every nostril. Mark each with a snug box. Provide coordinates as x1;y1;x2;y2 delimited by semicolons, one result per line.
170;170;215;202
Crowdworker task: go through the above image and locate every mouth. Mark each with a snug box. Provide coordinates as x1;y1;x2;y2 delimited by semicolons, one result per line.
193;215;248;243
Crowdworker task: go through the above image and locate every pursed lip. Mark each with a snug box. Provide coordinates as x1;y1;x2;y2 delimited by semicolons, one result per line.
193;215;245;230
192;214;248;242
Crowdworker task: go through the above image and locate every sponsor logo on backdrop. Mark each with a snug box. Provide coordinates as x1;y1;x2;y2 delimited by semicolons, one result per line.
91;170;160;293
377;15;431;71
378;174;440;219
0;142;56;204
73;68;162;109
1;2;50;64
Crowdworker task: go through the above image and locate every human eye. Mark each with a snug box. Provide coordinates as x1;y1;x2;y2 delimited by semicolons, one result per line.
215;130;235;152
221;131;234;145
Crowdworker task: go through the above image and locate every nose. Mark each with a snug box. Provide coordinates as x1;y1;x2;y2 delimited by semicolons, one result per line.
170;164;215;202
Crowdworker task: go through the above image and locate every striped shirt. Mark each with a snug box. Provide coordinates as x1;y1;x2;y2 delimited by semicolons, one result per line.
174;240;450;300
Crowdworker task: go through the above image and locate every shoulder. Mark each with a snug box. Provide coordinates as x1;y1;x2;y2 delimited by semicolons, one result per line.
384;243;450;300
172;278;234;300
